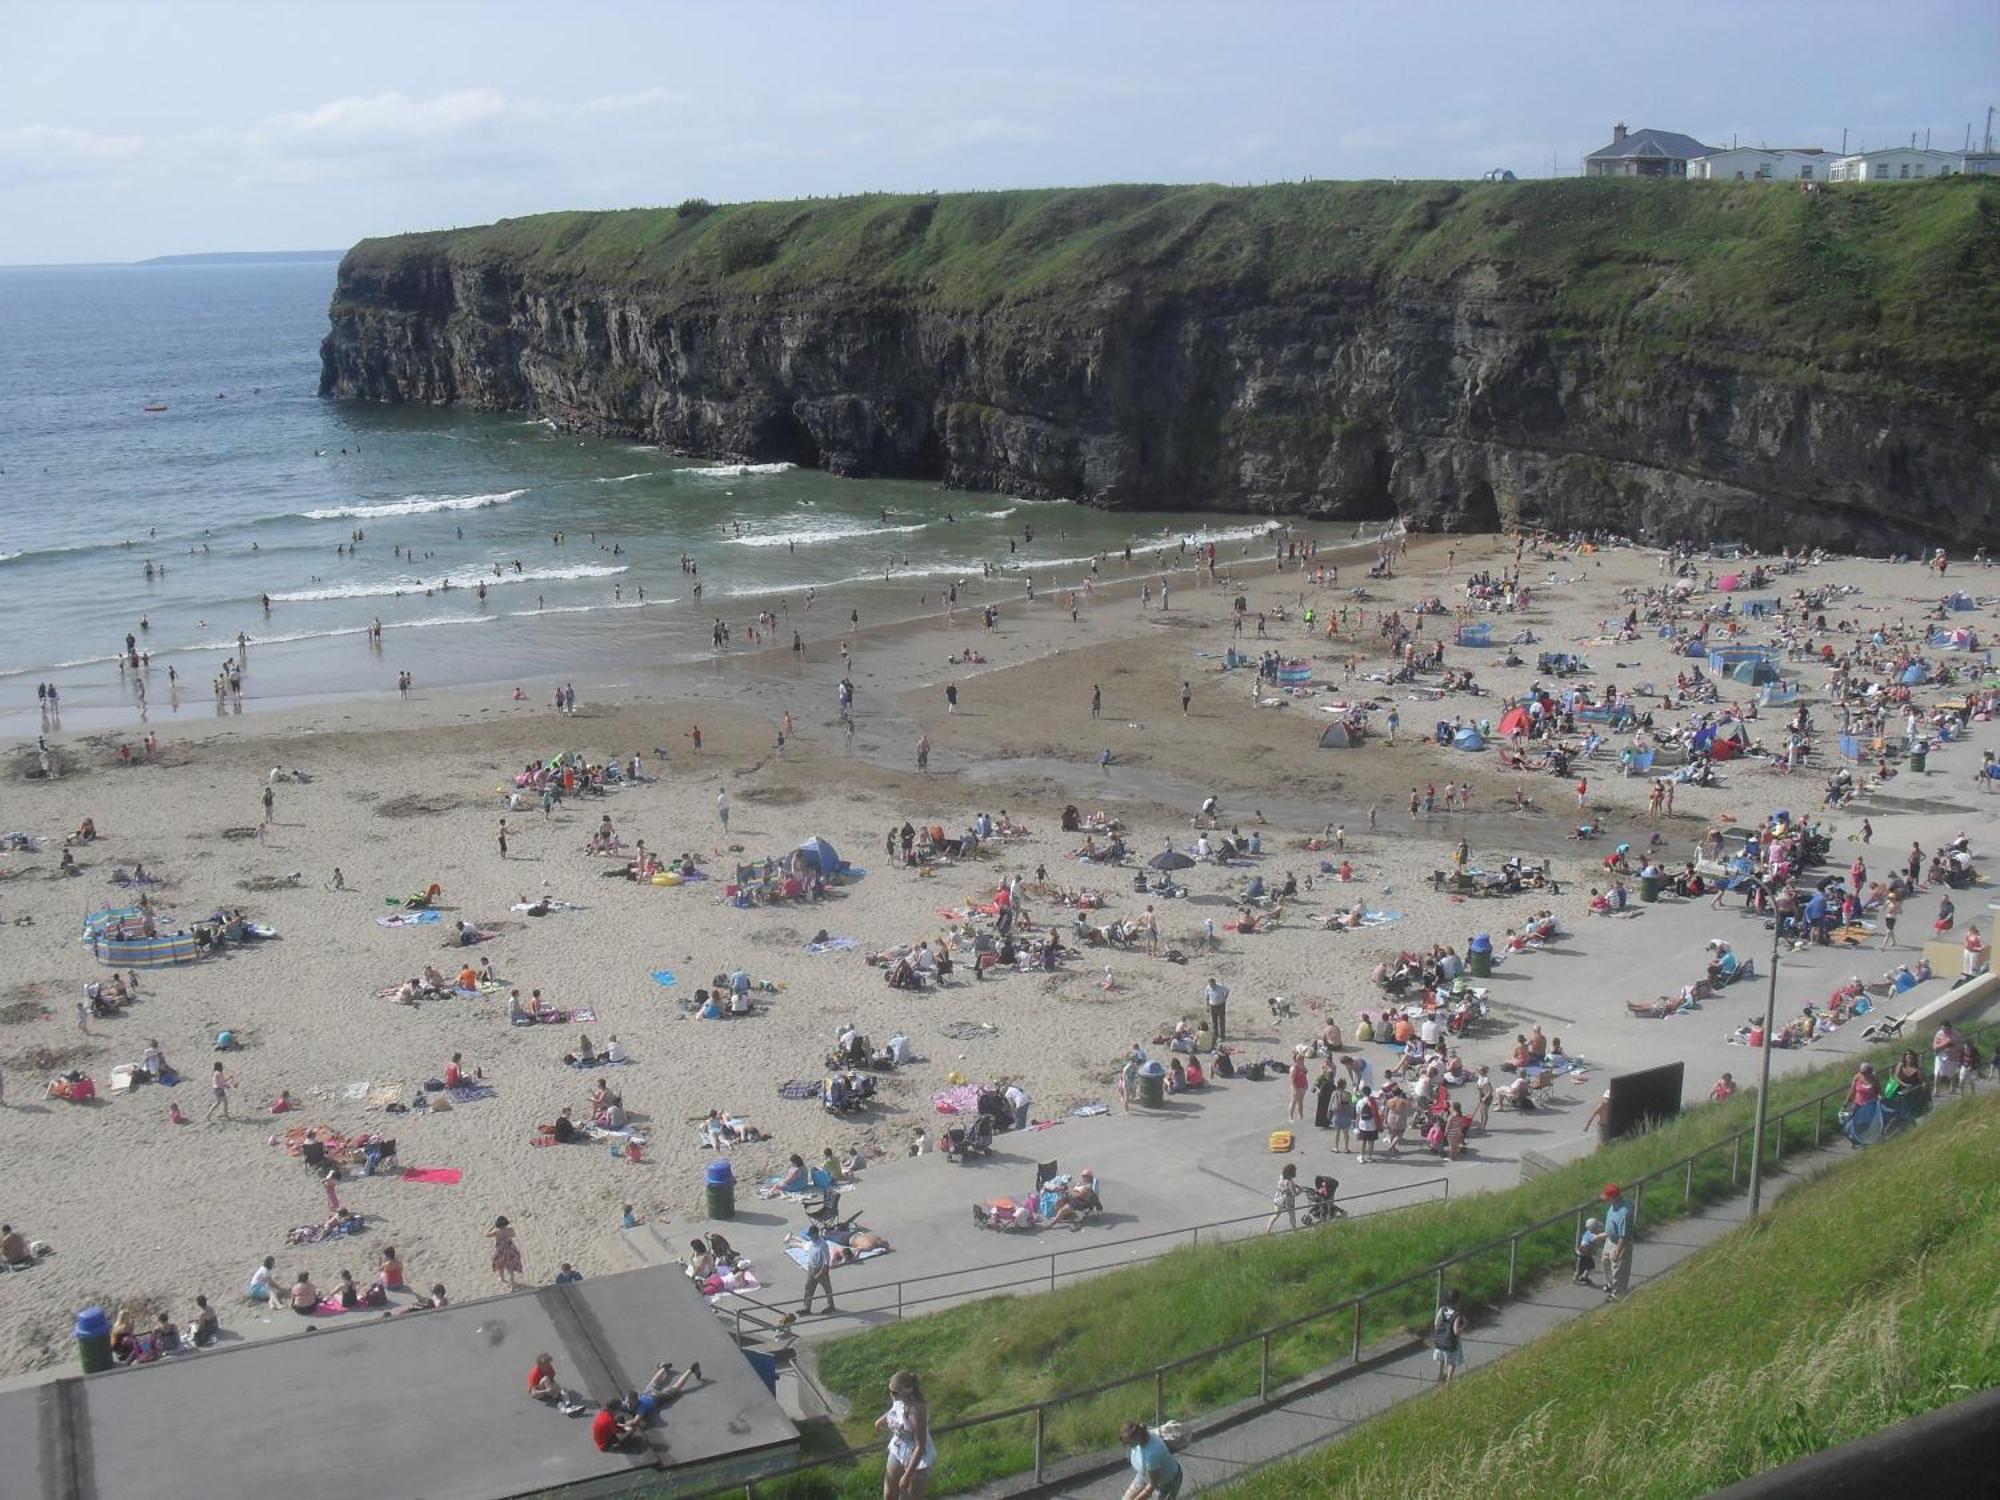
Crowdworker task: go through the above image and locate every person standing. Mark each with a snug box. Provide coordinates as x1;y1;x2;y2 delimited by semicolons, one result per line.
1120;1420;1184;1500
1003;1080;1031;1132
876;1371;935;1500
799;1224;836;1315
487;1215;524;1290
915;735;930;774
716;789;730;833
1600;1184;1633;1300
1090;684;1102;719
1179;681;1191;716
1881;888;1900;948
261;784;275;827
497;819;509;860
1143;904;1159;955
207;1061;232;1121
1119;1050;1141;1114
1431;1288;1466;1384
1265;1163;1301;1234
1354;1087;1381;1163
1287;1052;1308;1122
1313;1059;1336;1129
945;683;958;714
1203;977;1229;1043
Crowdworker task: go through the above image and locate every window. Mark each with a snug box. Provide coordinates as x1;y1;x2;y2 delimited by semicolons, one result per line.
1898;163;1910;178
1912;164;1924;177
1800;164;1814;180
1874;163;1890;179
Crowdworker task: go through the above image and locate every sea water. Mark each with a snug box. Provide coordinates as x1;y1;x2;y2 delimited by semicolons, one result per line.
0;260;1342;735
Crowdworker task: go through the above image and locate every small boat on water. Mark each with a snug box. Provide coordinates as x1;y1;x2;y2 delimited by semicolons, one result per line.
142;402;167;412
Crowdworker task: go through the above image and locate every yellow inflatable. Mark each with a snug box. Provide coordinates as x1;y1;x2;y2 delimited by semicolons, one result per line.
651;872;681;887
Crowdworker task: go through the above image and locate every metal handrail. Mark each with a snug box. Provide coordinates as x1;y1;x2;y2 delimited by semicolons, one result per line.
728;1174;1451;1338
689;1037;1987;1500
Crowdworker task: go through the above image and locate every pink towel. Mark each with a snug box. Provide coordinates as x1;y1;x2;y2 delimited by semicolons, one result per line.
401;1167;462;1185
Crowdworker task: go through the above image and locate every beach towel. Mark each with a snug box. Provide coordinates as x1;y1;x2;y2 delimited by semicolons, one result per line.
931;1083;984;1115
650;970;678;986
570;1008;596;1025
341;1081;370;1102
703;1270;764;1302
365;1084;403;1111
400;1167;461;1185
1358;910;1404;927
1072;1102;1110;1117
784;1243;891;1270
806;938;858;955
449;1085;497;1105
377;911;442;927
777;1079;819;1100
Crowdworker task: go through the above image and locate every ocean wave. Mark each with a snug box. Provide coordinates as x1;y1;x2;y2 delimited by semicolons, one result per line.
680;462;796;478
1171;521;1282;545
506;600;658;617
268;562;625;603
725;521;927;548
0;551;19;564
595;471;659;484
299;489;527;521
0;651;122;679
176;615;499;652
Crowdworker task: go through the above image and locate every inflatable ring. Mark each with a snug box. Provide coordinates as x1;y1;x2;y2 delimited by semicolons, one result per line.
651;872;681;886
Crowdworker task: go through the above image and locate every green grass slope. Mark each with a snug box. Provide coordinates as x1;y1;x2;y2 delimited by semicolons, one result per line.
338;178;2000;415
1235;1090;2000;1500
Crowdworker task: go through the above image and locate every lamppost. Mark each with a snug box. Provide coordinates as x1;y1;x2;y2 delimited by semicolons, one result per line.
1746;890;1785;1214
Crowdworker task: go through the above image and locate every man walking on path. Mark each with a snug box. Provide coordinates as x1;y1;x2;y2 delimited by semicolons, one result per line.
1432;1288;1466;1385
1203;977;1229;1043
798;1224;835;1315
1600;1183;1633;1300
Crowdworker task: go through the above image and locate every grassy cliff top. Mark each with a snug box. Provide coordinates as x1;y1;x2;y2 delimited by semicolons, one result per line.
338;177;2000;383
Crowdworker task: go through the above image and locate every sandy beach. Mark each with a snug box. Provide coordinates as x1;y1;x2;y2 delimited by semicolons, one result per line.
2;529;1994;1377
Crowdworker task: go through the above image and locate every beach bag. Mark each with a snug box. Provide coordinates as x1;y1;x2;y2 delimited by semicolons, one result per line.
1432;1307;1459;1352
1157;1421;1189;1452
1268;1130;1294;1153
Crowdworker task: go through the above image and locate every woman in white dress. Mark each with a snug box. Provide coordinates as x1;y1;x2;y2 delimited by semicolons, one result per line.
874;1369;935;1500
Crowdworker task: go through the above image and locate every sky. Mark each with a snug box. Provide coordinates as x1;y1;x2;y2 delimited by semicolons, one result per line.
2;0;1996;264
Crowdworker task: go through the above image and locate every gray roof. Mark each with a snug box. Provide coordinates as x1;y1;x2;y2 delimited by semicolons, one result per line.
10;1268;799;1500
1588;128;1719;162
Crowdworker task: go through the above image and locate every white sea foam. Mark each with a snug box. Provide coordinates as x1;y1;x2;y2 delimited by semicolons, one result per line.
268;562;625;603
0;551;19;564
595;471;659;484
506;600;658;617
300;489;527;521
680;462;796;478
176;615;499;653
725;521;927;548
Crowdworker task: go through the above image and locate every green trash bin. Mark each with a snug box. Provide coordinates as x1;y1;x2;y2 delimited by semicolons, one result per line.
1466;949;1493;978
74;1307;113;1375
1639;873;1662;903
1137;1063;1166;1109
1909;748;1928;773
703;1159;736;1221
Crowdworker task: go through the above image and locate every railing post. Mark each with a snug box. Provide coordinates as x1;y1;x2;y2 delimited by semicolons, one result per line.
1154;1368;1165;1425
1049;1254;1057;1293
1774;1109;1785;1163
1259;1333;1271;1402
1033;1405;1046;1484
1436;1266;1446;1307
1506;1233;1518;1296
1685;1156;1694;1206
1352;1300;1363;1362
897;1281;904;1321
1731;1134;1741;1187
1813;1097;1823;1147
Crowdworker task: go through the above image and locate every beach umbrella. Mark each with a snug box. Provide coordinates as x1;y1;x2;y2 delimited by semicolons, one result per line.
795;835;842;874
1149;850;1196;871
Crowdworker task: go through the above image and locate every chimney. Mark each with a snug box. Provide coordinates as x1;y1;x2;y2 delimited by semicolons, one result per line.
1613;122;1628;143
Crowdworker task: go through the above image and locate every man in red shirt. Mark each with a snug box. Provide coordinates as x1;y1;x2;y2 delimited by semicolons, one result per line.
591;1402;629;1451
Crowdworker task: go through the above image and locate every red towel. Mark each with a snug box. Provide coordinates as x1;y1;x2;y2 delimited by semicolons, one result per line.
401;1167;462;1185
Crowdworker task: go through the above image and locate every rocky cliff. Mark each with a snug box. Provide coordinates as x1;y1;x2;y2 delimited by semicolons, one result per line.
321;179;2000;550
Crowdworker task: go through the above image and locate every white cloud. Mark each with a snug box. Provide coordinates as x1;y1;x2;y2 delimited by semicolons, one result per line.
262;90;510;150
0;124;145;181
923;116;1050;152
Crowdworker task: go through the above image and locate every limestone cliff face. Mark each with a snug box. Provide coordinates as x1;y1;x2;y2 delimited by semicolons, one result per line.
320;181;2000;551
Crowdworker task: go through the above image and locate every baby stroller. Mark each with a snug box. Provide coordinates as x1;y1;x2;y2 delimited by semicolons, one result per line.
1302;1175;1347;1225
942;1113;995;1163
821;1072;877;1115
804;1185;862;1234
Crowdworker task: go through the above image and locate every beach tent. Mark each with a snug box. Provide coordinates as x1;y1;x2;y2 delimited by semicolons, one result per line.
1317;721;1360;749
1451;727;1486;751
1709;722;1748;761
1455;622;1492;647
794;836;843;875
1275;660;1312;685
1759;683;1800;707
1948;591;1975;611
1730;659;1780;685
1497;706;1533;739
1717;573;1743;592
1899;662;1927;686
1682;639;1710;657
